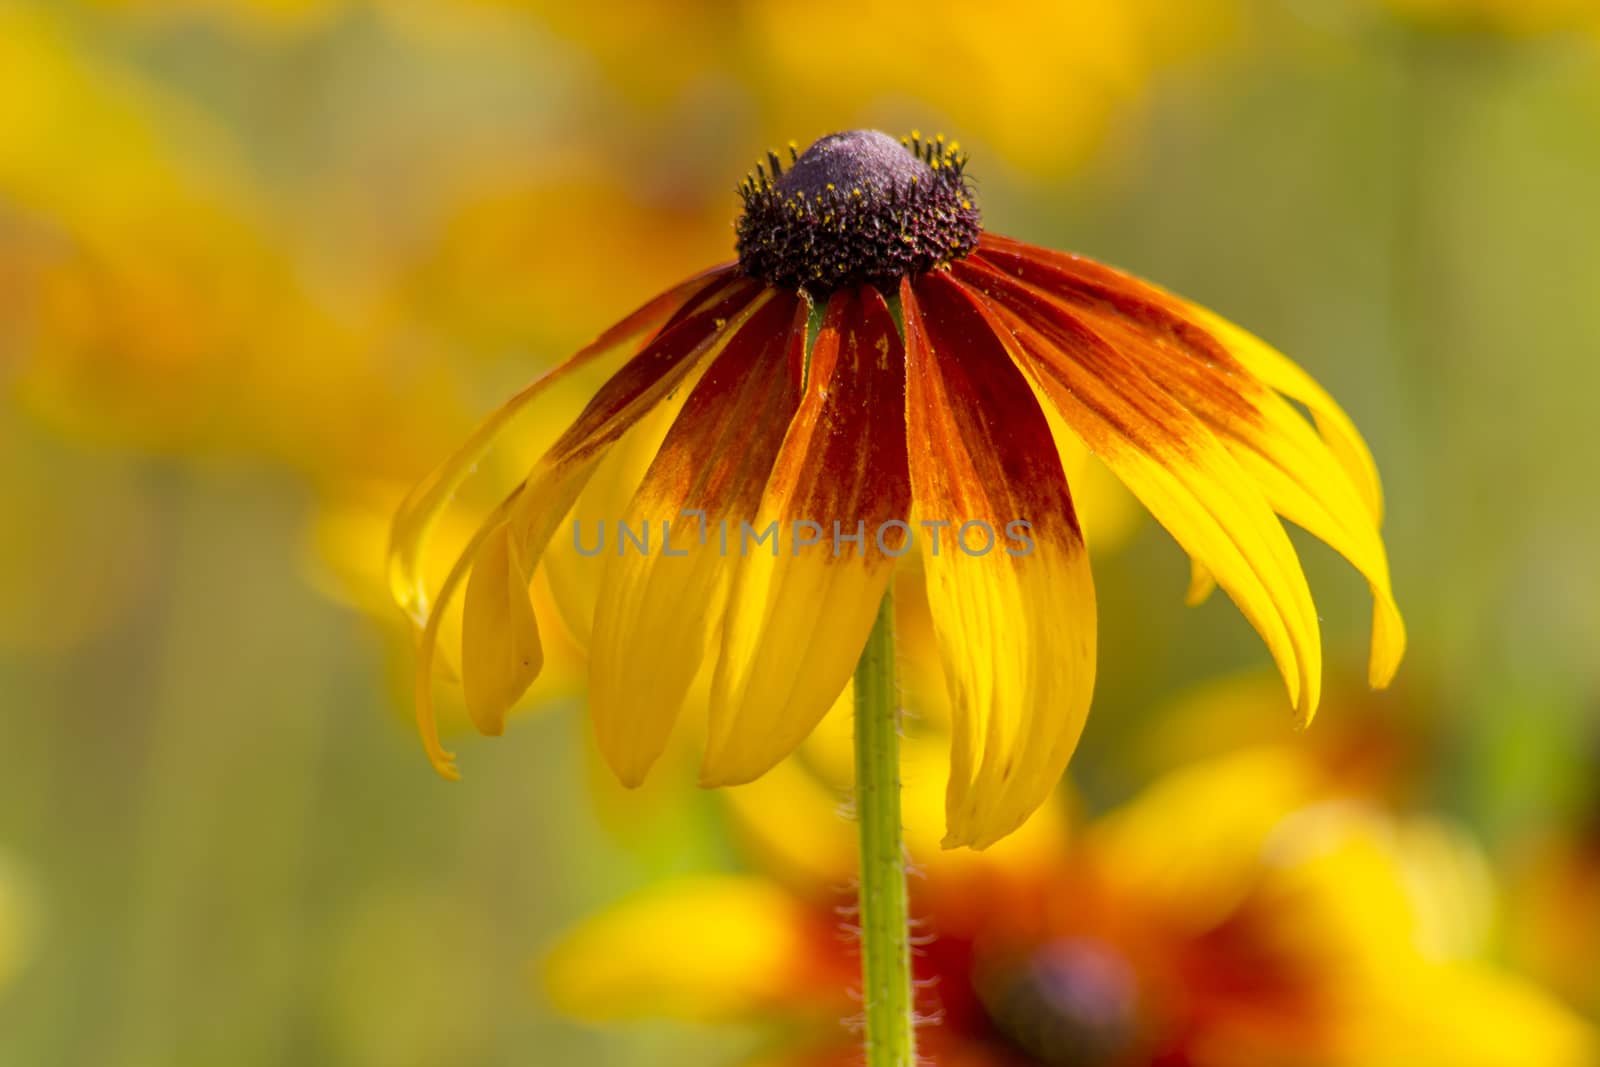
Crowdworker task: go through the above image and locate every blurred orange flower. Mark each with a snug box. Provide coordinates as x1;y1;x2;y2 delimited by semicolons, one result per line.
546;745;1596;1067
0;4;732;491
0;4;433;477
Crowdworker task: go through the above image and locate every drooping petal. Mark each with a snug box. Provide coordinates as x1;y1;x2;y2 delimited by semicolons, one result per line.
460;521;543;733
1182;304;1404;683
1186;556;1218;606
973;238;1403;687
1185;302;1384;523
416;280;770;776
531;278;770;479
588;293;806;786
389;265;735;626
702;286;911;787
542;377;698;650
957;258;1323;721
903;273;1097;850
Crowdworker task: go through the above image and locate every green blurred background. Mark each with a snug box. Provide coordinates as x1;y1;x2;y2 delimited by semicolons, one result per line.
2;1;1598;1064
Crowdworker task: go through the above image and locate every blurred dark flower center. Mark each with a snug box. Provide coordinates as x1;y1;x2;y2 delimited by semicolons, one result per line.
735;129;981;298
976;937;1142;1067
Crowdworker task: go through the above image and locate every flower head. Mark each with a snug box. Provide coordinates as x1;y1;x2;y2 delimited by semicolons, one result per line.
735;130;979;296
391;130;1405;848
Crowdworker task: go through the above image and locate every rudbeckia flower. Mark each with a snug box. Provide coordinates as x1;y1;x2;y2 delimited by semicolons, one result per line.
391;129;1404;848
546;745;1597;1067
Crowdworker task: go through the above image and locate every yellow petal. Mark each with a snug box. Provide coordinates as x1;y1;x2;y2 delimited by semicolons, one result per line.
1185;555;1217;606
413;279;766;775
389;268;732;626
974;239;1402;690
588;295;805;785
412;492;516;779
1186;303;1386;524
535;277;773;648
898;734;1075;886
1228;428;1406;687
961;259;1323;722
460;521;542;735
454;463;599;739
905;274;1097;851
541;375;697;650
702;287;910;786
1110;328;1404;685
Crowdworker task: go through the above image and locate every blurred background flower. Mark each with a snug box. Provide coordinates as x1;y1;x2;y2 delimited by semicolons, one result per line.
2;0;1597;1064
546;741;1596;1066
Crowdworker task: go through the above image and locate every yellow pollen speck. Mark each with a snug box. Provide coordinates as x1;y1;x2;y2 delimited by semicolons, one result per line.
826;183;835;190
713;318;726;329
853;188;862;197
936;133;945;143
911;128;921;140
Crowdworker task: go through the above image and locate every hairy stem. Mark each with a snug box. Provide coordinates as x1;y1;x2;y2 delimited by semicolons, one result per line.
853;585;915;1066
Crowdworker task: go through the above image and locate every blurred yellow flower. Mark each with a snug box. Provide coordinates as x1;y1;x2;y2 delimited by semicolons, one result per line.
0;5;394;471
513;0;1238;175
0;4;726;491
546;746;1597;1067
1063;661;1600;1041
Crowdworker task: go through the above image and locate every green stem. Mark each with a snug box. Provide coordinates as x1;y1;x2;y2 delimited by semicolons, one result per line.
853;585;915;1066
